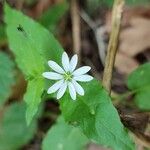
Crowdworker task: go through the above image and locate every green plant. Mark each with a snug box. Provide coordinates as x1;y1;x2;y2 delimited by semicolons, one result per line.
3;0;150;149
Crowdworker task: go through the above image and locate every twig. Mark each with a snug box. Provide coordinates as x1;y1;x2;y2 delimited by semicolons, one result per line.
95;26;107;65
70;0;81;61
102;0;124;93
80;10;96;29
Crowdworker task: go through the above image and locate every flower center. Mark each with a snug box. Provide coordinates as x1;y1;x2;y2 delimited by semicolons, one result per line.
64;72;72;81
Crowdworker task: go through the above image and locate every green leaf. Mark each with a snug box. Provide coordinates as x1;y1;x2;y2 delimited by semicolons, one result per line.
127;63;150;110
60;80;135;150
42;116;89;150
5;3;63;123
5;3;63;66
24;78;44;125
0;102;37;150
5;4;44;78
39;1;69;32
0;52;15;107
4;3;135;150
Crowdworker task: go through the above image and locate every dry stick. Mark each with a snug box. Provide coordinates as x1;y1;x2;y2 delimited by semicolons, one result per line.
70;0;81;61
102;0;124;93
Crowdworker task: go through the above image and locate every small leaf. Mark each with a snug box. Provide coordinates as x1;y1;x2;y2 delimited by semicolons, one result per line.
0;52;15;107
60;80;135;150
0;102;37;150
42;116;89;150
127;63;150;110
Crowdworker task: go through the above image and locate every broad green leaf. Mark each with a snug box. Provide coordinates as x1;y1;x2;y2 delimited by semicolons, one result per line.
127;63;150;110
0;102;37;150
5;3;63;123
39;1;68;32
5;3;63;66
60;80;135;150
0;52;15;107
5;4;44;78
42;116;89;150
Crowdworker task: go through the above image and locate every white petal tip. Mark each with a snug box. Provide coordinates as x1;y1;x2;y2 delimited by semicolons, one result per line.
47;91;51;94
63;51;67;55
73;75;94;82
90;77;94;80
56;96;61;100
62;52;68;58
69;54;78;72
86;75;93;81
47;90;53;94
74;54;78;58
48;60;52;64
56;95;64;100
62;51;70;72
71;95;76;100
42;72;46;77
80;93;84;96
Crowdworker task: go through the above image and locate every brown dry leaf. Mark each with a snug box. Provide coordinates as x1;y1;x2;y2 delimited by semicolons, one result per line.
119;17;150;57
115;52;139;75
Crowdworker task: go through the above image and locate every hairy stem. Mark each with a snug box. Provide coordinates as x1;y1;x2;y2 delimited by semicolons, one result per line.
102;0;124;93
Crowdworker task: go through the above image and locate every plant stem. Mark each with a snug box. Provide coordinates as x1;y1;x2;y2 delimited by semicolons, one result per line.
102;0;124;94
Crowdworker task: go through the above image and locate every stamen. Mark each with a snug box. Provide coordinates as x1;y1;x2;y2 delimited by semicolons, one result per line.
64;72;72;81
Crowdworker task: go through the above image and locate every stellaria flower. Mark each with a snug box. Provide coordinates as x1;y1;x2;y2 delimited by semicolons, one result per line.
42;52;93;100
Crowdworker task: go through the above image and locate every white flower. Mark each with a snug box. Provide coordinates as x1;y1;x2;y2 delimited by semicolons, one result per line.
42;52;93;100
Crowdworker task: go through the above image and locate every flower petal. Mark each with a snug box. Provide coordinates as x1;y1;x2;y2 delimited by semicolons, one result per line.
57;81;67;99
73;74;93;82
73;66;91;76
62;52;70;72
69;54;78;72
48;60;65;74
72;79;84;96
47;79;64;94
68;82;76;100
42;72;63;80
